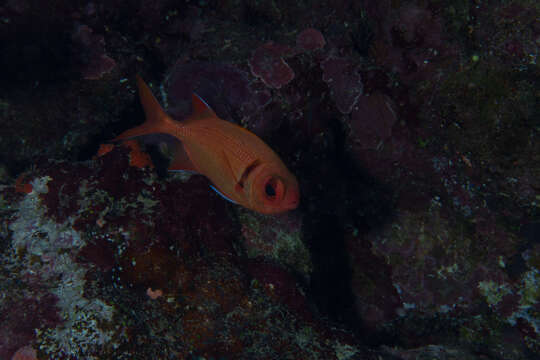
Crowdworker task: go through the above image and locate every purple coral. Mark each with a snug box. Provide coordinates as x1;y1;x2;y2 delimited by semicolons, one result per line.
165;62;278;137
296;28;326;52
248;42;295;89
166;62;252;121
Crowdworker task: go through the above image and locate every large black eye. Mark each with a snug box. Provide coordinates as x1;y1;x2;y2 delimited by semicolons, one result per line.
265;183;276;197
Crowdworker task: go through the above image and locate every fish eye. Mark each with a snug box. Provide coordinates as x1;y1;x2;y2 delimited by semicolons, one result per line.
264;177;282;200
265;183;276;197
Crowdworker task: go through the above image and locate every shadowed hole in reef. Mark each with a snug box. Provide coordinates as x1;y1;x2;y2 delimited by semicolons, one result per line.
295;105;396;346
302;160;397;347
306;212;353;318
1;20;76;92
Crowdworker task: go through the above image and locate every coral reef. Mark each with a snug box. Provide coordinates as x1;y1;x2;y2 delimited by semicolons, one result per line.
1;0;539;359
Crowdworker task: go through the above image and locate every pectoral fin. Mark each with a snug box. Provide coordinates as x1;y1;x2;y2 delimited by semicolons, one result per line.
168;143;198;173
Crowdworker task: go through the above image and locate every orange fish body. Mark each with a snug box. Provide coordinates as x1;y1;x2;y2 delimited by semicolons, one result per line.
114;75;299;214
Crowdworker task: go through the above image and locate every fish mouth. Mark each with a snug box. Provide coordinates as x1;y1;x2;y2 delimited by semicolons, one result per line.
283;183;300;210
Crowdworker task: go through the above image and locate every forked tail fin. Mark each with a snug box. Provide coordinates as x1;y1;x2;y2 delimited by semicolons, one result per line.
113;75;175;141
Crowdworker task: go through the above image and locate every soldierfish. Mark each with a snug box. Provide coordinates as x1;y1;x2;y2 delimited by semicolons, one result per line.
114;75;300;214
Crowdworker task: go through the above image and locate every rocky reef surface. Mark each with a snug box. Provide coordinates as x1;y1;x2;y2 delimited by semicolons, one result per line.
0;0;539;359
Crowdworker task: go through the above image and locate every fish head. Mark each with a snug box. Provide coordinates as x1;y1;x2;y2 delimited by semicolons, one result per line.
246;162;300;214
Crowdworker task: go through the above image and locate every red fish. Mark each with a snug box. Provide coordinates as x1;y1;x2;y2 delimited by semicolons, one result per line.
114;75;299;214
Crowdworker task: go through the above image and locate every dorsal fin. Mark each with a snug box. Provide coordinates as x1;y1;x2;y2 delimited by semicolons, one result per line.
191;93;217;119
113;75;174;141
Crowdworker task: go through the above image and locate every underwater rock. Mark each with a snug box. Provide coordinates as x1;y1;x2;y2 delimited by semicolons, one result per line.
71;24;116;80
350;92;397;150
320;55;363;114
1;143;369;358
